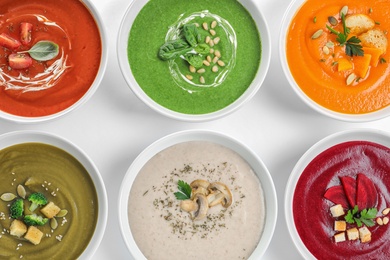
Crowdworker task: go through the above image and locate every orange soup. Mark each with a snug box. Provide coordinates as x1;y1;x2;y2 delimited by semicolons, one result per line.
287;0;390;114
0;0;101;117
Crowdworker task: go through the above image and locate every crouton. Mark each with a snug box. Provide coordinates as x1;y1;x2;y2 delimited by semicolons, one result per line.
345;14;375;35
334;232;346;243
334;220;347;231
347;227;359;240
359;226;371;243
24;226;43;245
330;204;344;217
9;219;27;238
40;201;61;218
360;29;388;54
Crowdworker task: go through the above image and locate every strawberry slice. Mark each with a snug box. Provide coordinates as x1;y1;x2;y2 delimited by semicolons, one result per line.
0;33;21;50
340;176;357;208
8;53;33;69
324;185;349;208
356;173;378;209
20;22;33;45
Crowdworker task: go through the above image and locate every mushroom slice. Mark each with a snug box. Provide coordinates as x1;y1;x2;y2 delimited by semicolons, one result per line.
190;179;210;198
208;182;233;208
180;199;199;212
192;193;209;221
207;191;225;207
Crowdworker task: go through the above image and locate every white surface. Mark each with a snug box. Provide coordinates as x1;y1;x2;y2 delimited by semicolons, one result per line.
1;0;390;259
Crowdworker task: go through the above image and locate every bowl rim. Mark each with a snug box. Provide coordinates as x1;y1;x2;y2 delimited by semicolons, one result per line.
118;129;278;259
0;0;108;124
0;130;108;259
116;0;271;122
279;0;390;123
285;128;390;259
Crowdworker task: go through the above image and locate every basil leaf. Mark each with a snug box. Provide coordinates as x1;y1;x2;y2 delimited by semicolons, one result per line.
158;39;192;61
195;43;210;55
184;53;203;68
24;41;59;61
182;24;200;47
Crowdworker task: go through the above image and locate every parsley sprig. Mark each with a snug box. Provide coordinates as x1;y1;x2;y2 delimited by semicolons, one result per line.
345;205;377;227
326;13;364;57
174;180;192;200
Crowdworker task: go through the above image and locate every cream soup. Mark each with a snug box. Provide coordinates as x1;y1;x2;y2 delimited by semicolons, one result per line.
128;141;265;259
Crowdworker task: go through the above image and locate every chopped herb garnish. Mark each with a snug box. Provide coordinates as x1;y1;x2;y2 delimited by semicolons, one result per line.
326;13;364;57
375;21;381;25
313;16;317;23
380;57;387;64
174;180;192;200
345;205;377;227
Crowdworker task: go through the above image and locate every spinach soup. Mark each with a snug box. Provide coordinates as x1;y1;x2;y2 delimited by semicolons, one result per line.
127;0;261;114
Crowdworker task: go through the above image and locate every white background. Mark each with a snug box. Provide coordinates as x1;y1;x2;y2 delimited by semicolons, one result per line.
2;0;390;259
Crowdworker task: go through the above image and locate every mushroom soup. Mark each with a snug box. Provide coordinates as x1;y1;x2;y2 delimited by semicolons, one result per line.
128;141;265;259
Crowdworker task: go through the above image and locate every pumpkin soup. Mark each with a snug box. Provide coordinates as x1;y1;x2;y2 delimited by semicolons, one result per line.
287;0;390;114
0;0;101;117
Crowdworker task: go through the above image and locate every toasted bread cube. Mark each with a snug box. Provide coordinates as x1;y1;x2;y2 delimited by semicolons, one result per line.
330;204;344;217
345;14;375;35
360;29;388;54
334;220;347;231
334;232;346;243
40;201;61;218
9;219;27;238
347;227;359;240
24;226;43;245
359;226;371;243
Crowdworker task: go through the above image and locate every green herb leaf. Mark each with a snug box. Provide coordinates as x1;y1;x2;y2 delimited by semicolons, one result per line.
174;180;192;200
158;39;192;61
361;208;378;219
194;43;210;55
181;24;201;47
344;206;378;227
184;53;203;68
19;41;59;61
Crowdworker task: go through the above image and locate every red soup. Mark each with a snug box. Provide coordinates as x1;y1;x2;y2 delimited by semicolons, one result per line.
0;0;101;117
293;141;390;259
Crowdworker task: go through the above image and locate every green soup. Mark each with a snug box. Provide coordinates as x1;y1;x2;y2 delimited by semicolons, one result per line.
128;0;261;114
0;143;97;259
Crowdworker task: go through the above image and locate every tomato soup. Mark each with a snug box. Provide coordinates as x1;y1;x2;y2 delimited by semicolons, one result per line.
287;0;390;114
0;0;101;117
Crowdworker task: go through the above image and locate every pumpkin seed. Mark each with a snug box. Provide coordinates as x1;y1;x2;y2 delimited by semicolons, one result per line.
383;208;390;215
24;177;35;186
326;41;335;48
340;6;348;17
346;73;356;85
17;185;26;199
1;193;17;202
50;218;58;229
311;29;323;39
328;16;338;26
323;46;330;55
57;209;68;218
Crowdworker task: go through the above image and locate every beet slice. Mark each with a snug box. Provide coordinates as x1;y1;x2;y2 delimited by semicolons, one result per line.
324;185;349;208
356;173;378;209
340;176;357;208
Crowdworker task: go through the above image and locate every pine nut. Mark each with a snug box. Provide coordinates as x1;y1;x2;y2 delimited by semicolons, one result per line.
215;50;221;57
186;75;193;80
200;76;205;84
189;65;196;73
203;60;210;66
205;36;210;44
197;68;205;74
217;60;225;67
209;39;214;47
383;208;390;215
212;65;218;72
377;217;384;225
209;48;214;54
213;56;219;63
211;20;217;29
213;37;220;44
202;22;208;30
210;29;216;36
384;217;389;225
207;56;211;62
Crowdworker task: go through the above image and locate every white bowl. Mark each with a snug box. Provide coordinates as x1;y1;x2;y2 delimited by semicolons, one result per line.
118;130;277;259
285;129;390;259
0;0;107;124
0;130;108;259
117;0;270;122
279;0;390;122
